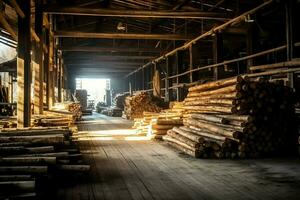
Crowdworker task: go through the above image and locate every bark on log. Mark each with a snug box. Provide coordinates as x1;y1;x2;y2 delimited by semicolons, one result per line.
188;76;243;92
0;180;35;192
0;157;56;165
0;135;65;145
189;113;228;124
56;165;90;172
167;130;200;148
172;127;204;143
0;166;48;174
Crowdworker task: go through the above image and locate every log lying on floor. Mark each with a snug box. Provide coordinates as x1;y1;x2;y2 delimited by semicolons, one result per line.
0;126;90;198
0;180;35;192
0;157;56;165
164;76;297;158
0;166;48;174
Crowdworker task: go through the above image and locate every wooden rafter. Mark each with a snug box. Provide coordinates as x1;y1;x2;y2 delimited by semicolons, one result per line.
54;31;192;40
44;7;230;20
60;46;162;53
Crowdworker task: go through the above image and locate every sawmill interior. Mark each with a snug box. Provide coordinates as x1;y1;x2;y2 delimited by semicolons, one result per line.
0;0;300;199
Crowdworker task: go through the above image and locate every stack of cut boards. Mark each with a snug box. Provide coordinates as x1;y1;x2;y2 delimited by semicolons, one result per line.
151;103;184;139
32;111;74;127
0;126;90;199
163;76;298;158
0;116;17;129
51;102;82;121
132;102;184;139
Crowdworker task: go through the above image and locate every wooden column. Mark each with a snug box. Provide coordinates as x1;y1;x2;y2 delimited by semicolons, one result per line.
246;24;254;71
48;16;54;107
34;0;43;114
44;27;50;108
189;45;193;83
57;52;62;102
285;0;295;88
165;57;170;102
213;32;223;80
175;52;179;101
17;0;31;127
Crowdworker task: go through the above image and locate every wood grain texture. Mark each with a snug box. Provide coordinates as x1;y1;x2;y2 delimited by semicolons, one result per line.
55;113;300;200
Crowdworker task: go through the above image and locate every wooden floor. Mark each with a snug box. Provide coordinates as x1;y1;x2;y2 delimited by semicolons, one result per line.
55;113;300;200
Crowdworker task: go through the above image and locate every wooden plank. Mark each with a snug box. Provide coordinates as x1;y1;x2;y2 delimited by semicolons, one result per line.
44;7;230;20
54;31;192;40
60;46;161;53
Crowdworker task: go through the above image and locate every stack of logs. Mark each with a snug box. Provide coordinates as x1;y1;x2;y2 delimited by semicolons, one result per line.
33;110;75;127
114;93;129;109
163;76;298;158
124;92;164;119
0;126;90;198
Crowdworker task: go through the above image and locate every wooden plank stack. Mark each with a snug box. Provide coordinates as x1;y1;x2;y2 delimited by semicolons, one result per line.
124;92;165;119
163;76;298;158
150;102;184;139
75;90;88;111
51;102;82;121
132;112;159;136
0;126;90;198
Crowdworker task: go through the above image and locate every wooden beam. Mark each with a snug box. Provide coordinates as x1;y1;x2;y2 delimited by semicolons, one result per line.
63;55;155;60
0;12;17;41
54;31;192;40
60;46;161;53
9;0;25;18
44;6;230;20
17;0;31;127
65;62;142;67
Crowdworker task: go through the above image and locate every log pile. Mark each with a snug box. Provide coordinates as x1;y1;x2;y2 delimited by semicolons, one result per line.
113;93;129;109
163;76;298;158
124;92;165;119
0;126;90;198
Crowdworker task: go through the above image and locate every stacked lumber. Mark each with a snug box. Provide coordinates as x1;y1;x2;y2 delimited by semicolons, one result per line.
124;92;165;119
33;115;73;127
150;102;184;139
114;93;129;109
0;126;90;198
0;116;17;129
51;102;82;121
163;76;297;158
132;112;159;136
75;90;88;111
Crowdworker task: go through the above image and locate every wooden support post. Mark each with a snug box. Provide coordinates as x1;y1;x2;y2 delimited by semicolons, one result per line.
213;32;223;80
175;52;179;101
48;17;54;107
17;0;31;127
44;28;50;109
142;68;144;90
32;43;40;114
246;24;254;71
189;45;193;83
35;0;44;114
285;0;295;88
57;52;62;102
165;57;170;102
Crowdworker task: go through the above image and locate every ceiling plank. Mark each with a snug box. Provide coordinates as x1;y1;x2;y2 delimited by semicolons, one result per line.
60;46;162;53
44;6;230;20
54;31;192;40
